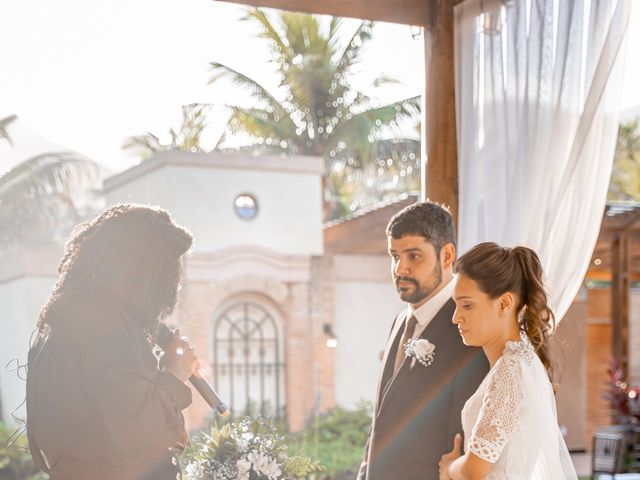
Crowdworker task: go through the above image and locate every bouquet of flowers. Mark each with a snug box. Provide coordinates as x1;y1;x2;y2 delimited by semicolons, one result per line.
182;418;324;480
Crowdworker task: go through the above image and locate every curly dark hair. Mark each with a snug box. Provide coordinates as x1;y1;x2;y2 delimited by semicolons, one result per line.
38;204;193;335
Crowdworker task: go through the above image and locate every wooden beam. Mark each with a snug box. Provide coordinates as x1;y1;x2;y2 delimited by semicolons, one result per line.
611;233;630;376
215;0;433;26
423;0;459;225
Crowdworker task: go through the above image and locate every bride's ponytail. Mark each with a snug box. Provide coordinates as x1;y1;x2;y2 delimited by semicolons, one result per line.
511;247;556;380
456;243;556;381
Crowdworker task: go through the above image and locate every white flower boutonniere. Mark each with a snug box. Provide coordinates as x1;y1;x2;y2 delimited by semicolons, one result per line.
404;338;436;368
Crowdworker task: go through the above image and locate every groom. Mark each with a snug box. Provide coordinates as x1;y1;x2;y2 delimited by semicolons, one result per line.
358;202;489;480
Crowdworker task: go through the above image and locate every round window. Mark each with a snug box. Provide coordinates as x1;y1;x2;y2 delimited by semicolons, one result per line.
234;194;258;220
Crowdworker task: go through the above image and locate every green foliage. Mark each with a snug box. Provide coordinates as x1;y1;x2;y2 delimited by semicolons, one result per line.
282;456;324;479
609;119;640;201
0;423;46;480
209;9;420;219
288;403;372;479
0;151;98;250
120;10;421;218
205;423;241;464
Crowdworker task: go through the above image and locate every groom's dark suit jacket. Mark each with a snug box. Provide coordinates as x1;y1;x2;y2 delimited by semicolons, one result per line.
358;299;489;480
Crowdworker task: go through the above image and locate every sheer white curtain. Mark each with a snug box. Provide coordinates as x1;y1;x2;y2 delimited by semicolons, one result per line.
454;0;631;319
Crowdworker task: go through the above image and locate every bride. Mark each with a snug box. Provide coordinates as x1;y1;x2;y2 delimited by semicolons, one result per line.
438;242;577;480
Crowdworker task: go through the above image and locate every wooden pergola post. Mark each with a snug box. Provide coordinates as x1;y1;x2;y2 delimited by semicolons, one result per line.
423;0;459;226
612;233;630;376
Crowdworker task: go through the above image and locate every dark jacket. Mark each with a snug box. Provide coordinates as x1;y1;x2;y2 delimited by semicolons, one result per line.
359;299;489;480
26;293;191;480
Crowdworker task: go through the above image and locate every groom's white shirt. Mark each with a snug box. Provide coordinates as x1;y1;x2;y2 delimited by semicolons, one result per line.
406;275;456;340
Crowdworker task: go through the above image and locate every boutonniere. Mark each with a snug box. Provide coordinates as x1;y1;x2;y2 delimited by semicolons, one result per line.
404;338;436;368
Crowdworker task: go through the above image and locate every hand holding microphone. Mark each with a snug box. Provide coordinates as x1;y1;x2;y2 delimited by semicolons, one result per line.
157;325;230;417
159;328;199;382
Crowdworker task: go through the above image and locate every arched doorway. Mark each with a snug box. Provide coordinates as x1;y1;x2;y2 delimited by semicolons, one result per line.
212;299;285;418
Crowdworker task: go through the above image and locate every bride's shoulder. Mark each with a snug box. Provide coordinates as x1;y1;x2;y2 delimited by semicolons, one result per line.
485;332;536;386
503;331;536;365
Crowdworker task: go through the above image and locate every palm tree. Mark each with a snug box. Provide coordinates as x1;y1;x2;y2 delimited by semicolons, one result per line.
210;10;420;218
0;114;17;144
0;116;98;250
609;119;640;201
122;104;209;161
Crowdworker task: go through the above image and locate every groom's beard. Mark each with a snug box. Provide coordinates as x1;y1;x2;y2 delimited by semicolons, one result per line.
395;263;443;304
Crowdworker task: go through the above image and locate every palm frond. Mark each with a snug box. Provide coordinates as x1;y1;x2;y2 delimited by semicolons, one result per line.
123;104;210;161
334;21;374;81
225;107;299;150
122;133;165;160
209;62;291;116
213;122;231;151
0;115;17;145
332;95;421;143
279;12;326;56
0;152;98;248
327;17;343;46
372;74;402;88
242;8;292;63
174;104;209;152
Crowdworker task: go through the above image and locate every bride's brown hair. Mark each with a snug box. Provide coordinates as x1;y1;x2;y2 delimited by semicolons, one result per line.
456;242;556;380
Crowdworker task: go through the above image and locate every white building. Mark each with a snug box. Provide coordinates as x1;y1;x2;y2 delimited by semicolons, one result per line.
0;151;407;432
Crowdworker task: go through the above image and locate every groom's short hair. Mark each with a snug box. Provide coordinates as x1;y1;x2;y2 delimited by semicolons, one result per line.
386;201;456;254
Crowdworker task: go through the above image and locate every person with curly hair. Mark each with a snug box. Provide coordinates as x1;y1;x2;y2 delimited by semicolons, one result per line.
26;204;199;480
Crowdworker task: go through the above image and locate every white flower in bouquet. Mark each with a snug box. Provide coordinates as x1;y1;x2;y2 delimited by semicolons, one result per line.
247;451;282;478
236;457;252;480
260;457;282;480
184;462;204;480
183;417;323;480
237;431;253;450
247;451;268;471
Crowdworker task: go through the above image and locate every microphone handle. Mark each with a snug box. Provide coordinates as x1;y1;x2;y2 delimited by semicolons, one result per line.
155;324;230;416
189;370;230;417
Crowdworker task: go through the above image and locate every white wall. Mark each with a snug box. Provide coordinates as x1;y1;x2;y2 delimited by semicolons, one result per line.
0;247;59;424
332;255;404;408
103;152;324;256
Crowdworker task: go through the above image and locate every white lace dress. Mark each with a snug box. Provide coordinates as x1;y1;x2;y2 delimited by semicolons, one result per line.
461;333;578;480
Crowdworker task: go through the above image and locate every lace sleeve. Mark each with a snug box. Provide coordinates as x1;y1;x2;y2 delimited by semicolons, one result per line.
467;355;523;463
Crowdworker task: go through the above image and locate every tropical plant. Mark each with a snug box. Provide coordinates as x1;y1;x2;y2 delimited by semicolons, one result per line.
209;9;420;218
0;150;98;250
122;104;209;161
605;358;640;429
609;119;640;201
0;115;17;145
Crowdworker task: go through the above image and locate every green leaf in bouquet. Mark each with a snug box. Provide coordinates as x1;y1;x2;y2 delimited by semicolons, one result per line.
283;455;325;478
199;423;240;463
250;418;262;436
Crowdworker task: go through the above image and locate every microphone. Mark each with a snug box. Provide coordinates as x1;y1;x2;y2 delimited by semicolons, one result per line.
155;324;230;417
